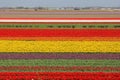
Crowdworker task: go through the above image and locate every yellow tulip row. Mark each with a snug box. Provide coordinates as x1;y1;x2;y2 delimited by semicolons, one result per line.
0;40;120;52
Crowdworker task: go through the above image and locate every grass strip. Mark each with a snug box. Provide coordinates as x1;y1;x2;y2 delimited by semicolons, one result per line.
0;59;119;66
0;24;120;29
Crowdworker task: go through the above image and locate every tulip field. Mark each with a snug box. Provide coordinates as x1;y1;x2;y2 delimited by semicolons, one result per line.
0;18;119;80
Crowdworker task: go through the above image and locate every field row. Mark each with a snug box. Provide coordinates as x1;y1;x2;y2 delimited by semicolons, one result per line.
0;72;119;80
0;59;119;66
0;29;120;37
0;40;120;52
0;66;119;72
1;37;120;41
0;24;120;28
0;53;119;59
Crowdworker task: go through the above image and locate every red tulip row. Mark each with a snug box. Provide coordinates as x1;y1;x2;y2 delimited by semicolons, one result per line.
0;29;120;37
0;72;119;80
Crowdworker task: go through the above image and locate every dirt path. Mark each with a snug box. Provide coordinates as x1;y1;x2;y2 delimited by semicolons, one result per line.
0;11;120;18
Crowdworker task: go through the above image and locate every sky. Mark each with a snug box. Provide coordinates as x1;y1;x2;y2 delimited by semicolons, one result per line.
0;0;120;7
